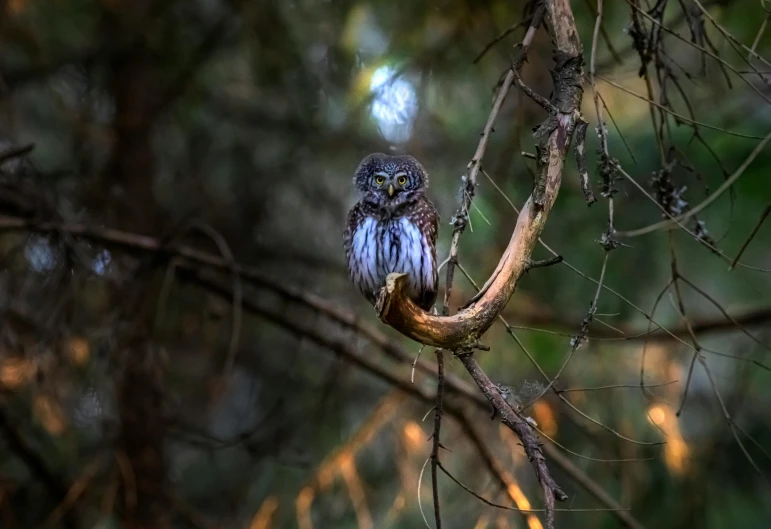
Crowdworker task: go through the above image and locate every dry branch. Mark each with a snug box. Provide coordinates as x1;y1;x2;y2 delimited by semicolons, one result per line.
375;2;586;527
459;354;567;512
440;2;545;317
376;0;584;353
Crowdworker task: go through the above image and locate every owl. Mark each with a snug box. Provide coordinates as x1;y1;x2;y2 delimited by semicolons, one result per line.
343;153;439;311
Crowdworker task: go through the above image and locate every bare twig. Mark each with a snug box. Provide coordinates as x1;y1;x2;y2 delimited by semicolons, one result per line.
691;0;771;70
441;3;545;316
560;381;678;393
458;353;567;529
596;75;766;140
438;462;621;513
0;143;34;164
665;240;770;482
453;414;535;526
749;13;770;61
697;356;770;484
625;0;771;106
191;222;243;402
613;150;771;272
473;21;528;64
430;349;444;529
728;205;771;270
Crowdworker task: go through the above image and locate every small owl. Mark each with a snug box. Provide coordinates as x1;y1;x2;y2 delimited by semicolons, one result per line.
343;153;439;311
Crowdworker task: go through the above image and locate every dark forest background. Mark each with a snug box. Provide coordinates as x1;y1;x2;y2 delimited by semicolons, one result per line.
1;0;770;528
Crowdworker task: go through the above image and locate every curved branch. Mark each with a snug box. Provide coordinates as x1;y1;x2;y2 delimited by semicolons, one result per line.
376;186;557;348
378;0;584;350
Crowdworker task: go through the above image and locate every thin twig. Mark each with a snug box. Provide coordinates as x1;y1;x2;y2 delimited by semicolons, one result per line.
0;143;34;164
597;75;766;140
442;3;545;314
192;222;243;402
613;160;771;272
749;13;770;61
625;0;771;106
728;204;771;270
667;236;704;416
473;21;528;64
430;349;444;529
417;456;432;529
699;350;770;483
438;462;623;513
691;0;771;70
532;424;656;463
559;380;678;393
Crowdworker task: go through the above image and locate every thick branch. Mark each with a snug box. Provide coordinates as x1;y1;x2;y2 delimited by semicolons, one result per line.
377;0;584;350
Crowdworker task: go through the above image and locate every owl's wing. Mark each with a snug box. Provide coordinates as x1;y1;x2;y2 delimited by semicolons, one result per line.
414;195;440;311
343;201;364;265
343;201;367;279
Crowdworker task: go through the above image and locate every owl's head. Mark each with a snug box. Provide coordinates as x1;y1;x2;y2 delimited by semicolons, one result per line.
354;153;428;206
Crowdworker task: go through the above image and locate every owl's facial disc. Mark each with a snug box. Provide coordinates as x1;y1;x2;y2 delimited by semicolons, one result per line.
353;153;427;202
374;171;400;199
383;172;409;198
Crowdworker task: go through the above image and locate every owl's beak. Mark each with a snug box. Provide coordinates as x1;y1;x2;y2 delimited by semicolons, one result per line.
388;184;395;197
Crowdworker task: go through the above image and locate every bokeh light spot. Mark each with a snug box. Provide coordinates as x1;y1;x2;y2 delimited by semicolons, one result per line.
369;65;418;144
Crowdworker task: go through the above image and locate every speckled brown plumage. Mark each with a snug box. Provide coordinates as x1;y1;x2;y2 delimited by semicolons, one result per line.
343;153;439;311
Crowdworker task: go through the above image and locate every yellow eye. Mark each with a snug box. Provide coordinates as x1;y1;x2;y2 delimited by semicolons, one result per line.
375;176;385;185
398;176;407;186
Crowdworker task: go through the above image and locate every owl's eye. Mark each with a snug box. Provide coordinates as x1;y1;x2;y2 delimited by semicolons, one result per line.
398;176;407;186
375;176;385;185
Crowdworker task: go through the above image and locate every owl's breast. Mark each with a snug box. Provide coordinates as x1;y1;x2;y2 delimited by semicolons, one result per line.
349;216;380;295
349;215;434;301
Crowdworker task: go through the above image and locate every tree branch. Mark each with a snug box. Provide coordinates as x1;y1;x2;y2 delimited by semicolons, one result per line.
376;0;584;351
459;354;568;517
441;2;545;315
376;3;586;526
186;268;646;528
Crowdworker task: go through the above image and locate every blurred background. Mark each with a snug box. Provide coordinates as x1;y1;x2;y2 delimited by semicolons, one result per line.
1;0;770;527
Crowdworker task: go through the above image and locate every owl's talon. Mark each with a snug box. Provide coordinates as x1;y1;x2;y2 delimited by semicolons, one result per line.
453;347;473;358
